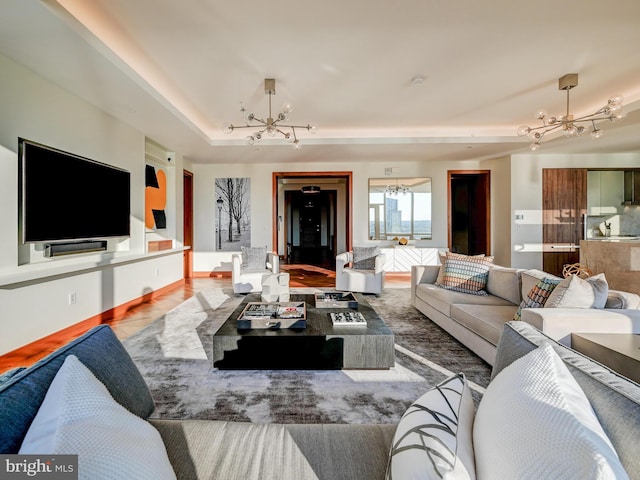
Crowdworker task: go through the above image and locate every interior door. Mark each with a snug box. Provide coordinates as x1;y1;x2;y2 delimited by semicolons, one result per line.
448;171;491;255
542;168;587;276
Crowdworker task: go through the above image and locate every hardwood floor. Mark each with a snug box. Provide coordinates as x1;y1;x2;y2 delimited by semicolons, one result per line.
0;266;409;373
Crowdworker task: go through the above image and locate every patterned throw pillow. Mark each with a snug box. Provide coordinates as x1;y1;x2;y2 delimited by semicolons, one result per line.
513;277;561;320
436;253;494;296
353;246;380;270
386;373;475;480
241;246;267;270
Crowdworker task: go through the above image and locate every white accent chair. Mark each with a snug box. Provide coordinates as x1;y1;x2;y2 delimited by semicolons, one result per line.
232;248;280;294
335;249;386;294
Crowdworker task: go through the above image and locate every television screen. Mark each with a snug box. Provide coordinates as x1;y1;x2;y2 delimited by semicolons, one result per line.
19;138;131;243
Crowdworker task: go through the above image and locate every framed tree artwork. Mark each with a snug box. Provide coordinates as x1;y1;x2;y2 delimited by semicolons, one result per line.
215;177;250;251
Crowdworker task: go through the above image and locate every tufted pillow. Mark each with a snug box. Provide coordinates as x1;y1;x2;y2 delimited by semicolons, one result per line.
436;253;494;296
473;343;629;480
20;355;176;480
386;373;475;480
353;246;380;270
513;277;560;320
545;273;608;309
241;246;267;270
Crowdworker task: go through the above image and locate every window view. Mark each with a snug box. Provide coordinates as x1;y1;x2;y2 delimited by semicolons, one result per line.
368;177;432;240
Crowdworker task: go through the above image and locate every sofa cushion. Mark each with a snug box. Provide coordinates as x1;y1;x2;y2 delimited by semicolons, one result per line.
353;246;380;270
241;246;267;270
545;273;609;309
20;355;176;479
604;290;640;309
486;267;522;304
0;325;154;454
474;342;628;480
386;373;475;480
494;321;640;477
151;419;395;480
415;284;515;318
513;276;561;321
450;305;519;346
436;253;494;296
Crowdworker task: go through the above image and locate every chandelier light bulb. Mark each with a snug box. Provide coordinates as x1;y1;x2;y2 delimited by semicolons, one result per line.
609;94;623;105
591;128;603;139
223;123;233;134
267;126;277;137
309;124;317;134
293;139;301;149
517;125;531;136
535;110;548;120
530;142;541;151
245;135;255;145
283;103;293;114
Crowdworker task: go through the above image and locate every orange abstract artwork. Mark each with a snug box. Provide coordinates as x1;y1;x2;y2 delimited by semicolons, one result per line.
145;167;167;229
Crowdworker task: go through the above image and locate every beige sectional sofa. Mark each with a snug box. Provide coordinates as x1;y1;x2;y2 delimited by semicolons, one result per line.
411;263;640;366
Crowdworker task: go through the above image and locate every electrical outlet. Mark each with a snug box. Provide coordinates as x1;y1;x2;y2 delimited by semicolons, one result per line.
154;268;160;277
68;292;77;305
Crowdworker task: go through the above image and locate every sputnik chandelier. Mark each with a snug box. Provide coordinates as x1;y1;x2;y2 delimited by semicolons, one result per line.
224;78;316;149
385;183;410;196
517;73;625;151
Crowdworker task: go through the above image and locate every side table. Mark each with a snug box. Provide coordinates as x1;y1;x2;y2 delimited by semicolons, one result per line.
571;333;640;383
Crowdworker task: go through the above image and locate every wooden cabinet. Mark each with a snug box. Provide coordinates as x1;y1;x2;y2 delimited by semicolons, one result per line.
542;169;587;276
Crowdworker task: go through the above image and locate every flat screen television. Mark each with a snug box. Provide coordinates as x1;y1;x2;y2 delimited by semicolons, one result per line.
19;138;131;243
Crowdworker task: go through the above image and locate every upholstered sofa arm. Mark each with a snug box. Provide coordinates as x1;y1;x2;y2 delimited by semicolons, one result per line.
231;253;242;277
374;252;386;274
336;252;352;274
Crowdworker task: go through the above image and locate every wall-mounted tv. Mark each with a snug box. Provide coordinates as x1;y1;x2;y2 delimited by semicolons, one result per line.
19;138;131;244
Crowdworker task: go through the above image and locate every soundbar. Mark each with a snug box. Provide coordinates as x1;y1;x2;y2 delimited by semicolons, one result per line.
44;240;108;257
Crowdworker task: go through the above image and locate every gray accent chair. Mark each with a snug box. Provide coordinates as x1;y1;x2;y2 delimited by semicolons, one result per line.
335;250;386;294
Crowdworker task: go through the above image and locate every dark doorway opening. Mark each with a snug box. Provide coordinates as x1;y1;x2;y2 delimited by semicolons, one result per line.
448;170;491;255
285;189;336;268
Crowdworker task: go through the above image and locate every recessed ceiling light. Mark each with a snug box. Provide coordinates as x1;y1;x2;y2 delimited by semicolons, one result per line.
411;75;425;85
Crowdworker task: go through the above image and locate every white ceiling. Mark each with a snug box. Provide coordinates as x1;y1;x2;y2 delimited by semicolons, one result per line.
1;0;640;164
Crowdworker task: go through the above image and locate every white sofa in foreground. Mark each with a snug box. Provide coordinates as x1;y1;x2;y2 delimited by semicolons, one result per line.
411;259;640;366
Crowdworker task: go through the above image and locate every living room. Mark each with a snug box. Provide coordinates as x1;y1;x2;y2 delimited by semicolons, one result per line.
1;1;640;478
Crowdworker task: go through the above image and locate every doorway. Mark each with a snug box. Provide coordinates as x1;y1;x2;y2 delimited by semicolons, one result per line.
183;170;194;278
273;172;352;269
448;170;491;255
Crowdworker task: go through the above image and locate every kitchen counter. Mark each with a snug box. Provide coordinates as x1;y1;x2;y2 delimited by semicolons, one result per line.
580;240;640;295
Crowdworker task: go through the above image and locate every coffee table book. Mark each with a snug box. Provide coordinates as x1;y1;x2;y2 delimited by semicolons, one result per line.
330;311;367;326
237;301;306;330
314;292;358;309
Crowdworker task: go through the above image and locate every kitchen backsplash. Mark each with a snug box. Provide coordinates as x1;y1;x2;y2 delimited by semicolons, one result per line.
585;205;640;238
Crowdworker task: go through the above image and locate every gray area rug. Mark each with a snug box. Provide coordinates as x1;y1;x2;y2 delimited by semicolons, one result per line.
123;287;491;425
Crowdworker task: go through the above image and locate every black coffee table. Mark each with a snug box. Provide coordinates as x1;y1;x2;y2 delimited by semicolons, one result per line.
212;292;395;369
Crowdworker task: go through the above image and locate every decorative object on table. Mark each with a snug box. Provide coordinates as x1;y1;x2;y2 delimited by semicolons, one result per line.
562;263;592;279
261;272;290;302
398;237;408;245
604;221;612;237
314;292;358;309
237;301;306;329
329;311;367;326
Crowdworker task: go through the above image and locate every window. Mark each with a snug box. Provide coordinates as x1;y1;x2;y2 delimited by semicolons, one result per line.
368;177;432;240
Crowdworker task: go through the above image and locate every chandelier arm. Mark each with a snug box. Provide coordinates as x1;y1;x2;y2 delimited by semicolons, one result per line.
570;113;615;123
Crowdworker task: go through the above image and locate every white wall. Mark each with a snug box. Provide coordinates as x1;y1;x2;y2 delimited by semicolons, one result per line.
191;159;485;273
510;152;640;270
0;53;184;354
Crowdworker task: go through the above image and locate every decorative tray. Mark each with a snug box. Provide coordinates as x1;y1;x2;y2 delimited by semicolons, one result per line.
237;301;306;329
314;292;358;309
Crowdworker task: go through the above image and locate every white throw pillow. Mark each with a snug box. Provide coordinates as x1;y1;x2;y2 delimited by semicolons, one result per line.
386;373;475;480
19;355;176;480
473;343;629;480
545;273;609;309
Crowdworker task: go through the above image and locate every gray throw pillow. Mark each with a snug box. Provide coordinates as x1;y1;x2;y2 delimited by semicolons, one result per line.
353;246;379;270
241;246;267;270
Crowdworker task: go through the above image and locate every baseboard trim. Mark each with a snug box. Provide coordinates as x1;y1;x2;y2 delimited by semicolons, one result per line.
194;271;231;278
0;279;185;372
